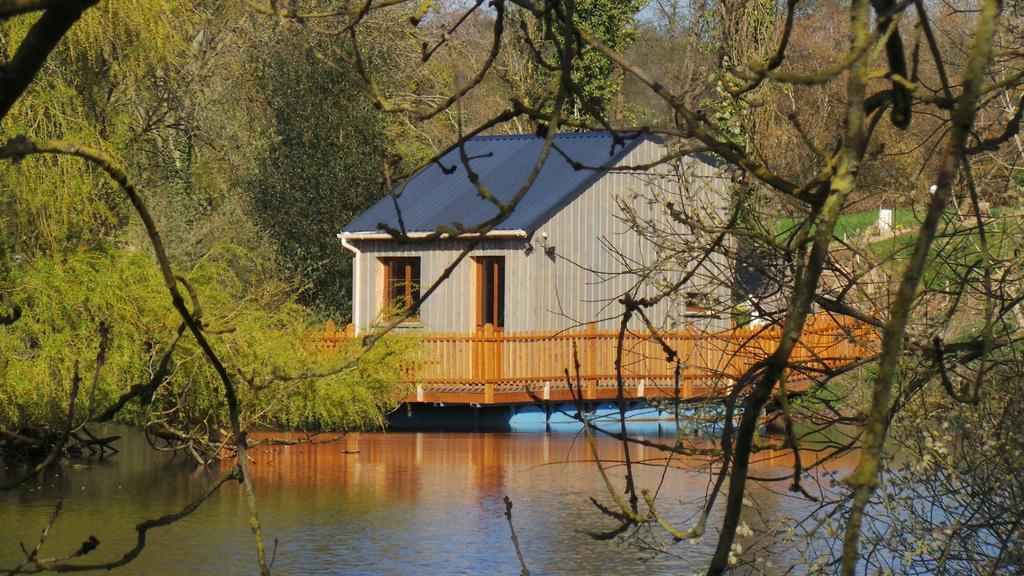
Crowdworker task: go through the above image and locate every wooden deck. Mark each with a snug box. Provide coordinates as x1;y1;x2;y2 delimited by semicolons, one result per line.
312;314;876;406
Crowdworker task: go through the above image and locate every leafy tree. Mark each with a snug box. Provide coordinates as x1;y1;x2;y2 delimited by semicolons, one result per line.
248;35;393;317
564;0;645;122
0;247;406;440
505;0;644;124
0;3;409;572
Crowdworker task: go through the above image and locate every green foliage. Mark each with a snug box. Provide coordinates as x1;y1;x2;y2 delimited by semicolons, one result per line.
792;364;877;415
699;72;750;148
694;0;777;150
0;1;408;433
870;209;1015;289
1;0;278;268
0;0;190;258
0;248;412;432
565;0;644;122
514;0;643;123
247;34;392;317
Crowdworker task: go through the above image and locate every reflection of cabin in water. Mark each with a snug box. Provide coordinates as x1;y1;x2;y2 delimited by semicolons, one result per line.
338;131;732;336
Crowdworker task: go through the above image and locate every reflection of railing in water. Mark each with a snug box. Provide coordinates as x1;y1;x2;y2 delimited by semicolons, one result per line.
311;313;877;405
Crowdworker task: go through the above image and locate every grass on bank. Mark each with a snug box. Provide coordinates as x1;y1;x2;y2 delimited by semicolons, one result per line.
868;207;1017;288
775;206;1018;289
776;208;919;239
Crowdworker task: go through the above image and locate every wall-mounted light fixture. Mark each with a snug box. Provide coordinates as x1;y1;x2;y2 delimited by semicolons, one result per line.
540;231;556;255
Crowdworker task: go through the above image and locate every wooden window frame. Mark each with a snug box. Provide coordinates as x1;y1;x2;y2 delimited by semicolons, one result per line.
474;256;505;330
684;291;706;315
380;257;421;321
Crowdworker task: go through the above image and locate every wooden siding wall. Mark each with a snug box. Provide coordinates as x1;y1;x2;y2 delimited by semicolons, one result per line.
522;140;731;332
351;238;523;333
349;140;733;334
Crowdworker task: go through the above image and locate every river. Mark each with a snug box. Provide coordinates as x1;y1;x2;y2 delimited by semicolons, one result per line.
1;427;855;575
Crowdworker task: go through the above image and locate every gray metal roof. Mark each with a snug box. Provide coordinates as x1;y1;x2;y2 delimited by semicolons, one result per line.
340;131;656;236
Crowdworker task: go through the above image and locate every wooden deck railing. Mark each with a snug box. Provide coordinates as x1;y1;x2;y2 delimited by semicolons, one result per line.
311;314;877;404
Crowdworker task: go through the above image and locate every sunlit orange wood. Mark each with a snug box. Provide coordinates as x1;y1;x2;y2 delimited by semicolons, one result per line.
310;313;877;406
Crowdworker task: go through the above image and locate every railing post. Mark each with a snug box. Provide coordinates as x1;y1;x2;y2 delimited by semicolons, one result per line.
473;326;483;382
320;320;337;354
483;323;496;404
586;323;598;400
585;322;597;377
586;375;597;400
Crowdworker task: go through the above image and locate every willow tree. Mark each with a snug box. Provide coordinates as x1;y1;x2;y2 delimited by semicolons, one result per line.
0;2;408;574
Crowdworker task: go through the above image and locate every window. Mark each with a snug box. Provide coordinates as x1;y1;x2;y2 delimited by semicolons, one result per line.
475;256;504;329
382;257;421;319
684;292;706;315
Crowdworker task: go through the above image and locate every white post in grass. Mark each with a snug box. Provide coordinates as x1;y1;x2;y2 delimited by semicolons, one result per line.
878;208;893;233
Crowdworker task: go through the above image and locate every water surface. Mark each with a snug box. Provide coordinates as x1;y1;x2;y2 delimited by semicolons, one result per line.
1;428;852;574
